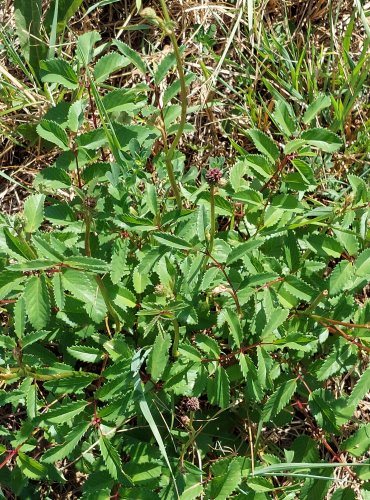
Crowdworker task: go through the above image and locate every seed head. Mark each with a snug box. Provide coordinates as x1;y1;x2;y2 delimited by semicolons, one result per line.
83;196;97;209
185;397;200;412
206;168;223;186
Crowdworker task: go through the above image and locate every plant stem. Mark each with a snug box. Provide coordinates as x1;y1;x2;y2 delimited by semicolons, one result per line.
158;0;187;211
204;252;242;317
165;156;182;211
84;212;92;257
296;311;370;330
202;185;216;271
172;318;180;358
209;185;216;254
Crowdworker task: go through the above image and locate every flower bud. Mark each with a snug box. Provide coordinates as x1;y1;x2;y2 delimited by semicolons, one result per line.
140;8;160;24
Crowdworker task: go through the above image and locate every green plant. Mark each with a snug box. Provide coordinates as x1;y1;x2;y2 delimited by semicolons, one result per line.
0;3;369;499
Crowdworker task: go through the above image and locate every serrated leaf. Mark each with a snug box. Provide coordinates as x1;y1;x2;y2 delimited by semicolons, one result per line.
232;189;263;210
207;366;230;408
62;269;95;304
261;308;289;339
316;342;355;381
153;232;193;250
243;154;275;178
348;174;368;204
147;331;171;382
114;286;136;309
76;128;107;150
223;308;242;348
26;382;37;419
64;256;109;273
273;333;315;351
247;129;280;163
22;330;49;348
17;452;48;479
42;400;88;424
23;275;50;330
3;228;34;260
37;120;69;150
178;304;198;325
0;334;16;349
208;457;242;500
283;275;316;302
333;229;359;257
137;247;168;274
67;345;102;362
154;51;176;84
226;238;264;265
67;99;86;132
102;88;146;114
40;58;78;89
200;267;221;291
99;436;130;483
24;194;45;233
32;235;65;261
93;52;129;83
197;204;209;242
328;261;353;296
348;365;370;408
272;99;297;137
76;30;101;66
196;333;220;357
300;128;342;153
229;161;247;192
262;379;297;422
44;371;98;396
291;159;317;187
52;273;65;310
34;166;72;190
306;234;343;258
14;297;26;339
284;232;300;272
302;95;332;124
113;39;146;73
110;239;129;284
62;270;107;322
42;422;90;463
355;248;370;277
8;259;55;272
133;267;150;294
309;389;338;433
342;424;370;458
0;271;24;302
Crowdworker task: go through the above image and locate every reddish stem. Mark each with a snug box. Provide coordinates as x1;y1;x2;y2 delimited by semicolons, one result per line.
0;445;21;470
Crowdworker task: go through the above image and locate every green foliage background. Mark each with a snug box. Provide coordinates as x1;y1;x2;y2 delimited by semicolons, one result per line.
0;0;369;498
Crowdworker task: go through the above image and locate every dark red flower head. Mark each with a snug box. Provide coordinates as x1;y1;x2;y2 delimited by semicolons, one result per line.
185;397;200;412
205;168;223;186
